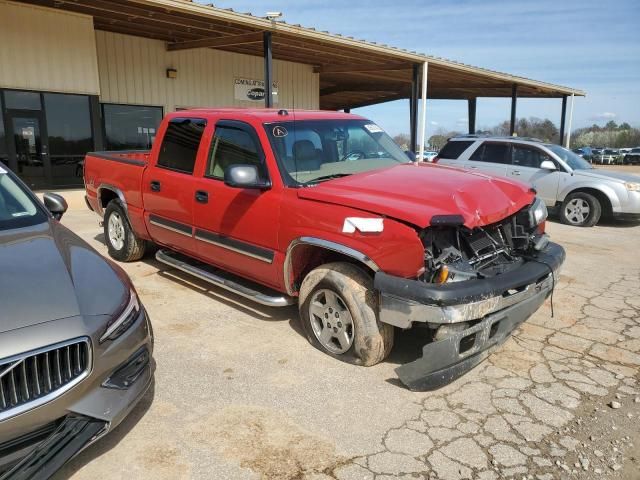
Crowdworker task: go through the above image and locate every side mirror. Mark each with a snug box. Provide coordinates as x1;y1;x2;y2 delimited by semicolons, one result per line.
540;160;557;171
43;192;68;220
224;165;271;190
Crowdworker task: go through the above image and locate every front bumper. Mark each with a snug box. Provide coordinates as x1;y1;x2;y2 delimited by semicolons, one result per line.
375;242;565;391
0;308;154;479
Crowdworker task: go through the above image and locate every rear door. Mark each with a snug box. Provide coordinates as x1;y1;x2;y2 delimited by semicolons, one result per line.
466;142;511;177
142;117;207;254
508;144;561;206
192;120;281;288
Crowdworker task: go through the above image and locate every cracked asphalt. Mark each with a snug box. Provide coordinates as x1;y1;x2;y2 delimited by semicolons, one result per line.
54;183;639;479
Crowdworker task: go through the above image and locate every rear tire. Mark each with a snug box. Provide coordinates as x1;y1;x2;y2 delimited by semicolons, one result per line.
104;200;147;261
560;192;601;227
299;262;394;366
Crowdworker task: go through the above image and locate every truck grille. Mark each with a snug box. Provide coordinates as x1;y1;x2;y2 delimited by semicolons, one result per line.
0;339;91;421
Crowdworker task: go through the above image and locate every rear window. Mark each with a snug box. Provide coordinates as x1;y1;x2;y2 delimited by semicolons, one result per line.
157;118;207;174
438;140;474;159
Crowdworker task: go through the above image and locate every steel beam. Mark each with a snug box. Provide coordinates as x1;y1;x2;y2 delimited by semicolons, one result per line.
263;32;273;108
559;95;567;146
509;84;518;136
468;98;477;135
410;64;420;152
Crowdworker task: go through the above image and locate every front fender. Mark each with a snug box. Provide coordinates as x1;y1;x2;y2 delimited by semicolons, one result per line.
557;181;622;211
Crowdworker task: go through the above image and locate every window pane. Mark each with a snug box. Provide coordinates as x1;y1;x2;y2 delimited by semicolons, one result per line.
44;93;93;187
103;104;163;150
438;140;474;159
475;143;510;164
157;118;206;174
512;145;548;168
4;90;41;110
207;126;261;179
0;95;6;160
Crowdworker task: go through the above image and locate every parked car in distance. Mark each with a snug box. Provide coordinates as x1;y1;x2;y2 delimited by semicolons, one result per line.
84;109;564;391
624;148;640;165
572;147;593;162
0;163;154;477
418;150;438;162
435;136;640;227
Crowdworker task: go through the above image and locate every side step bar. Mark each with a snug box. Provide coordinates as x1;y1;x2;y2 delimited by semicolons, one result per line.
155;249;295;307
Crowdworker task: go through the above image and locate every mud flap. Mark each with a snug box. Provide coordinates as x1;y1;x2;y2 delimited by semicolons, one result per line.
395;286;548;391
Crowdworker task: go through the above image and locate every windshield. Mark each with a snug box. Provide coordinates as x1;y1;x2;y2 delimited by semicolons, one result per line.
0;166;47;230
264;119;411;185
546;145;594;170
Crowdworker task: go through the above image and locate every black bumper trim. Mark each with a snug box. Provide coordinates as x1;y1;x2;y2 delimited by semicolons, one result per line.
395;283;549;391
374;242;565;307
0;416;107;480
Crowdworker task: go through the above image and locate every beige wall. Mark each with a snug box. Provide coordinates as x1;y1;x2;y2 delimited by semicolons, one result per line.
0;0;100;95
95;30;319;112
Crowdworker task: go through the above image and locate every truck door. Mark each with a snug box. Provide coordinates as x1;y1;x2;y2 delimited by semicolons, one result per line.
142;117;207;254
508;144;560;207
466;142;510;178
192;120;281;288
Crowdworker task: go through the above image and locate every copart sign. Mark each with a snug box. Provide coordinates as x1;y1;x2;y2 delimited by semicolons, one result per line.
234;78;279;102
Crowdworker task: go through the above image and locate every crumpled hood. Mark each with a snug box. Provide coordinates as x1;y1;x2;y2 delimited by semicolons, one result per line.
574;168;640;183
0;221;129;334
297;163;534;228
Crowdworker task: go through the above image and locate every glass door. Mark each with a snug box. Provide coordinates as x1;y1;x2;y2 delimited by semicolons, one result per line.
9;113;50;189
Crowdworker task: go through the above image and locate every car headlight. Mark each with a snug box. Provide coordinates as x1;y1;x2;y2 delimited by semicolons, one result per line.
530;197;548;226
100;289;140;343
625;182;640;192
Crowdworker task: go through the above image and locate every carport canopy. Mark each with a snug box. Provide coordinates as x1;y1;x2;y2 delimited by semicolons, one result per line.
22;0;585;147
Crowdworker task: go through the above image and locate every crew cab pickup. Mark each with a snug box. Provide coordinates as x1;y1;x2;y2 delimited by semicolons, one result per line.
84;109;565;390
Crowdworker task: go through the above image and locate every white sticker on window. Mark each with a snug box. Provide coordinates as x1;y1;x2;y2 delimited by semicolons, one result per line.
273;126;288;137
364;124;383;133
342;217;384;233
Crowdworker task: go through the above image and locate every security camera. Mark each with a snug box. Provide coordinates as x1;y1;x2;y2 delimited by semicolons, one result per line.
265;11;282;19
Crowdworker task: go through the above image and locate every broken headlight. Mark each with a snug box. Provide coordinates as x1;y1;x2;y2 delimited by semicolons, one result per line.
529;197;548;227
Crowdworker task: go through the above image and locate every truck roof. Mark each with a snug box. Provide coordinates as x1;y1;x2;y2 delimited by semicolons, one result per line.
166;108;367;123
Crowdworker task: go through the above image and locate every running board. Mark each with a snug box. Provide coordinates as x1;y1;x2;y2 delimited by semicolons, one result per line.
155;249;295;307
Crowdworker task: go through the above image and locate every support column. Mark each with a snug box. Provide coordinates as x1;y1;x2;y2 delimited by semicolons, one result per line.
566;93;575;148
468;98;477;135
344;108;351;114
559;95;567;146
417;61;429;161
509;84;518;136
263;32;273;108
410;64;419;151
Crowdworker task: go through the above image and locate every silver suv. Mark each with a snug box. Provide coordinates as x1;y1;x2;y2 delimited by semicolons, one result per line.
436;136;640;227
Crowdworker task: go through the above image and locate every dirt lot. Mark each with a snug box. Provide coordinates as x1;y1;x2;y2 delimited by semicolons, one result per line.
54;171;639;480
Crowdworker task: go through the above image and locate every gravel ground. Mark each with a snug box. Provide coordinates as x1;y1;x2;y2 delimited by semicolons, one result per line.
52;182;639;480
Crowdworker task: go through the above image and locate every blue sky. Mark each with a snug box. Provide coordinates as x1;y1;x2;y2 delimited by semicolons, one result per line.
204;0;639;136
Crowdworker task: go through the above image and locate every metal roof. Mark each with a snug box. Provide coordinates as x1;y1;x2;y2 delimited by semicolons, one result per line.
21;0;586;109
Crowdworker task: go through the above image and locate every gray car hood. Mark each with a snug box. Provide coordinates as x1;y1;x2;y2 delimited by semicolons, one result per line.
573;169;640;183
0;220;129;334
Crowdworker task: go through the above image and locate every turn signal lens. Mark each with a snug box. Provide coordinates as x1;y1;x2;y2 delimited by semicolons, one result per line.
436;266;449;284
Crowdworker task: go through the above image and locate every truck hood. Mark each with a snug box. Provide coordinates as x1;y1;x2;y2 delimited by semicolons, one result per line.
297;163;534;228
573;168;640;183
0;221;129;334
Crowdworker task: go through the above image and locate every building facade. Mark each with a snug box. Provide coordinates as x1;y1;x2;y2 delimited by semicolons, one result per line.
0;0;319;189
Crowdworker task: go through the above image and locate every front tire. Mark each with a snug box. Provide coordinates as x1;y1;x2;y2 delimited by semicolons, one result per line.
104;200;147;261
299;262;394;366
560;192;601;227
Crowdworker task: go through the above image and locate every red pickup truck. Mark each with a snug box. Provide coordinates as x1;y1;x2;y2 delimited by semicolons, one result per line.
84;108;564;390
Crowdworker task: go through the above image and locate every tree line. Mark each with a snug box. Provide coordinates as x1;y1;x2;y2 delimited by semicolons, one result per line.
393;118;640;152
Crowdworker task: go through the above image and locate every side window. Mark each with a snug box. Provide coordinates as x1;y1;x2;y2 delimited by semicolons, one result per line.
512;145;550;168
157;118;206;174
471;142;510;164
206;125;263;179
438;140;474;159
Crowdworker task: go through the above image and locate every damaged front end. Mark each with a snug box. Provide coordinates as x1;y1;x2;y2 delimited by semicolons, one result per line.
374;198;565;391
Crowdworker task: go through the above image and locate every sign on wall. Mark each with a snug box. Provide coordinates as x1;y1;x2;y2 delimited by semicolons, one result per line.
234;78;279;103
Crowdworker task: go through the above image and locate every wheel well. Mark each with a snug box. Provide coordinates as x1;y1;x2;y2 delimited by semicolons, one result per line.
568;188;613;217
288;244;375;295
99;188;120;210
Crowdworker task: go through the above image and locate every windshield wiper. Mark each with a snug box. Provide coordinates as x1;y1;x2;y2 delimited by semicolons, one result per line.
304;173;353;185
